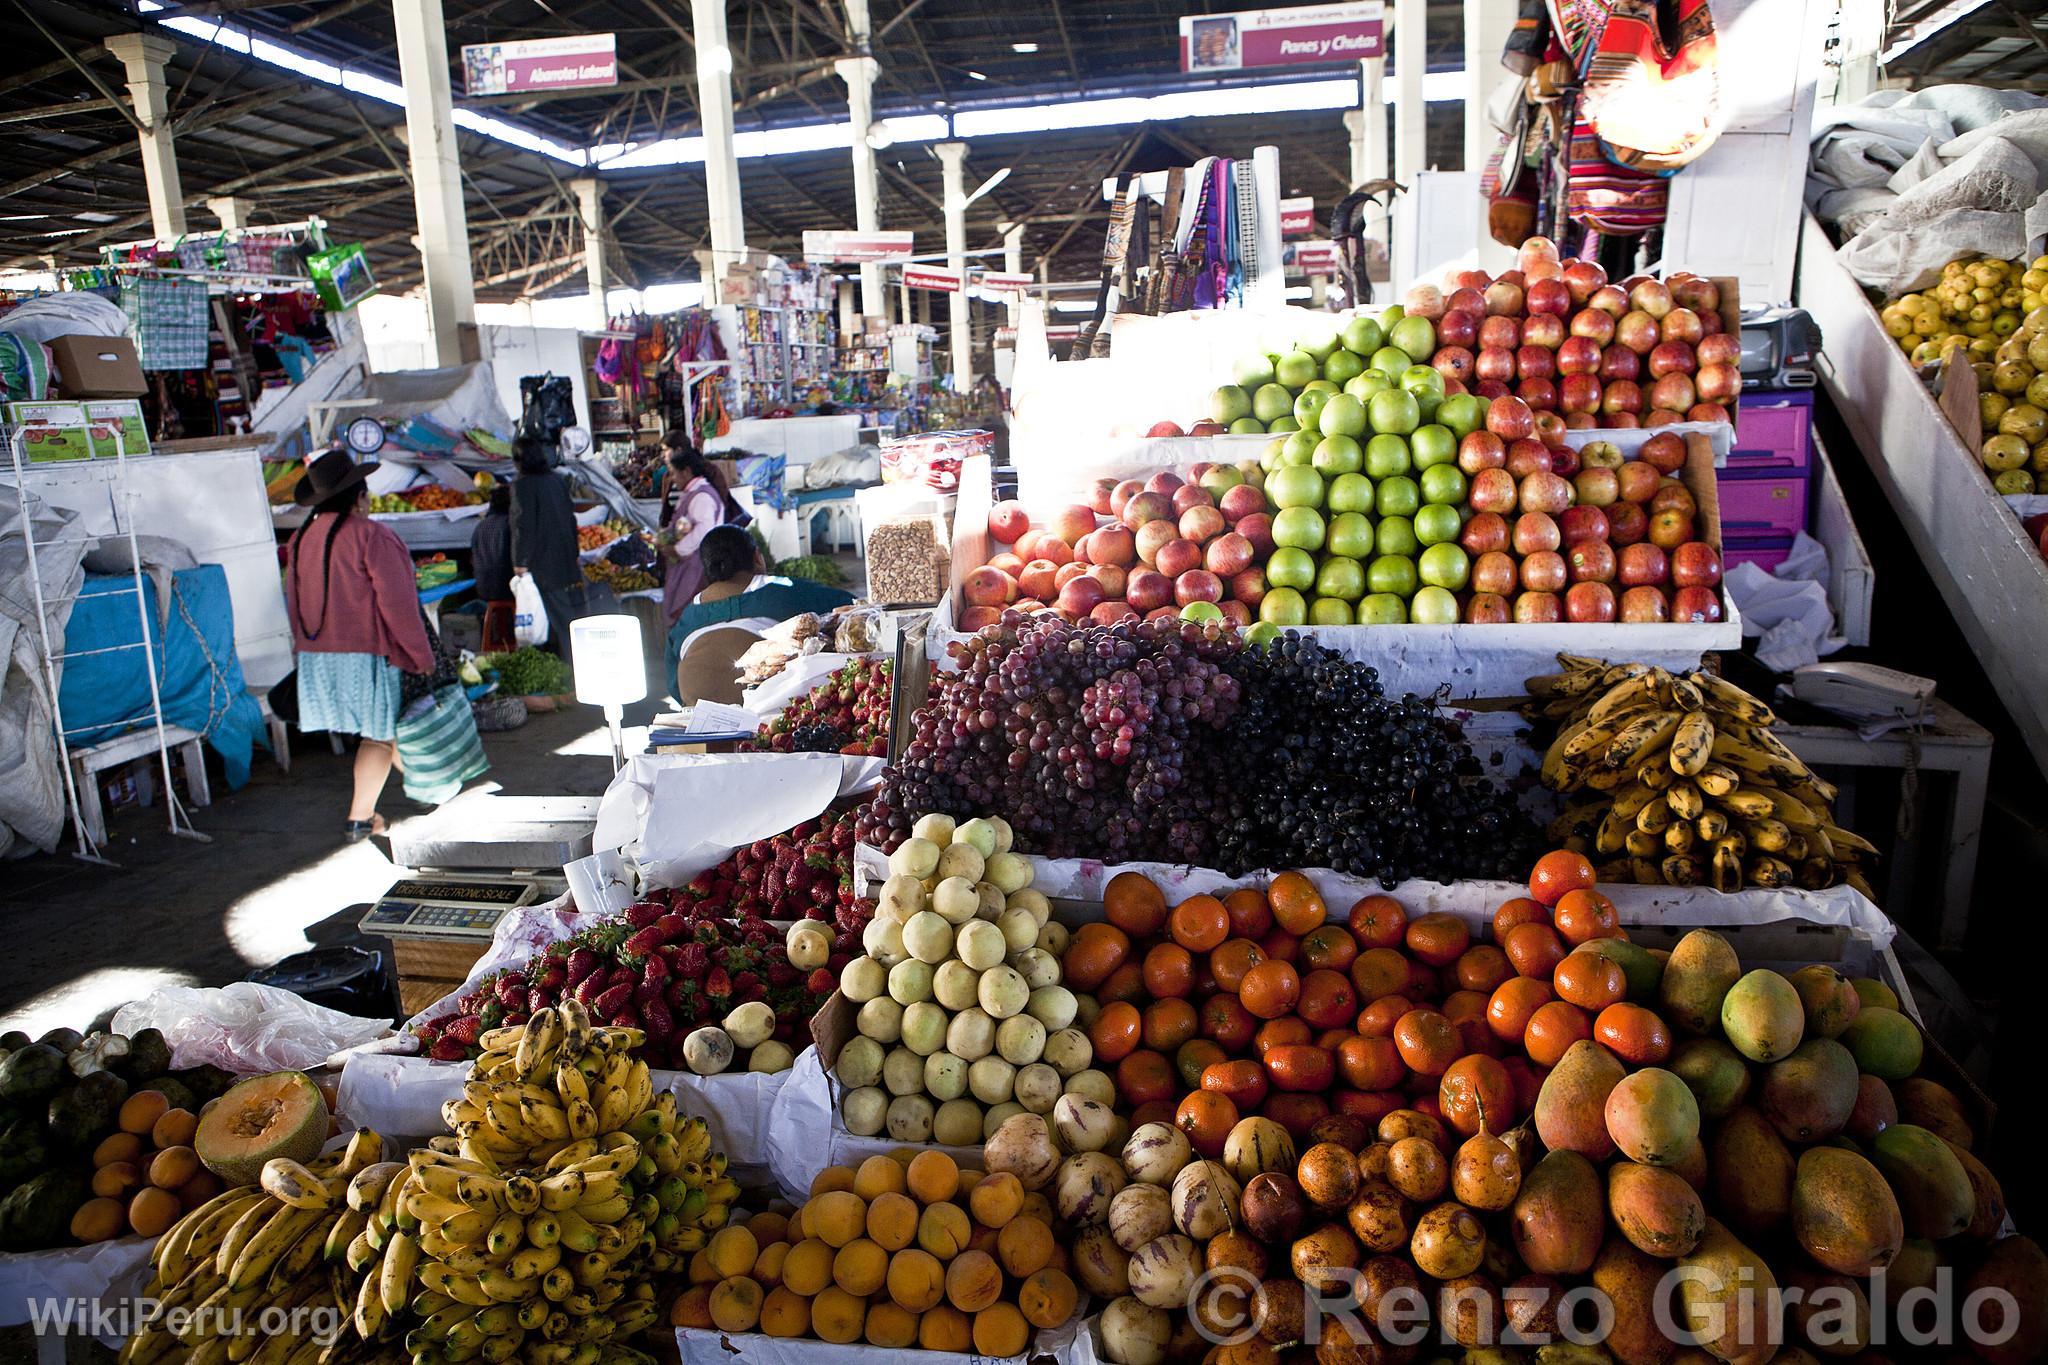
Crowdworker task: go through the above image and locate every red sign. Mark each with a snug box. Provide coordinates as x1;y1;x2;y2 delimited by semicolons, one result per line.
980;271;1035;294
903;265;962;293
1179;3;1383;71
802;230;914;264
1288;240;1341;274
1280;197;1316;239
461;35;616;96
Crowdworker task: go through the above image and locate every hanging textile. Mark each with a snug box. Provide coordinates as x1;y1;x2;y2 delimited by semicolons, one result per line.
119;275;209;371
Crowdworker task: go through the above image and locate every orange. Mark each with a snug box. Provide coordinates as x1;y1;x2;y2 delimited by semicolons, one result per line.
1170;894;1231;952
1594;1003;1672;1065
1267;872;1328;935
1201;1058;1271;1110
1088;1001;1143;1063
1176;1090;1240;1158
1553;888;1622;945
1529;849;1596;907
1491;896;1551;940
1240;960;1302;1020
1335;1035;1405;1091
1296;969;1358;1030
1199;993;1259;1052
1061;922;1130;991
1260;926;1302;964
1115;1049;1178;1107
1097;960;1149;1005
1210;938;1266;993
1553;951;1627;1010
1143;942;1196;998
1523;1001;1592;1066
1485;977;1554;1043
1350;947;1411;1003
1252;1015;1311;1057
1299;924;1359;974
1438;1054;1515;1137
1225;887;1274;939
1175;1038;1229;1091
1441;989;1489;1024
1404;912;1471;967
1391;1009;1460;1076
1142;997;1198;1052
1355;994;1412;1038
1454;945;1513;995
1502;922;1568;979
1347;894;1408;950
1105;870;1169;936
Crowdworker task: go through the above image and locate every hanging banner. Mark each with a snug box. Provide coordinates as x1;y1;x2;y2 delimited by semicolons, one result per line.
903;265;963;293
461;34;617;96
1279;197;1317;238
1287;240;1342;274
980;271;1035;294
802;230;914;264
1179;2;1384;71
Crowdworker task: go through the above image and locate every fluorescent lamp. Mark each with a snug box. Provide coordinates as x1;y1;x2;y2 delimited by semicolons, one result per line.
964;167;1011;205
967;70;988;81
1012;42;1039;53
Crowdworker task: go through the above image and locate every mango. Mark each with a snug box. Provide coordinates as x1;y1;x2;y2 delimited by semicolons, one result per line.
1668;1037;1751;1120
1844;1074;1896;1142
1607;1161;1705;1259
1839;1006;1920;1081
1790;1147;1903;1275
1510;1150;1604;1276
1786;964;1861;1039
1660;929;1741;1035
1605;1067;1701;1167
1579;936;1665;1002
1848;977;1898;1011
1720;970;1805;1063
1782;1264;1870;1358
1676;1218;1780;1365
1963;1235;2048;1365
1708;1108;1793;1242
1944;1139;2006;1241
1534;1039;1625;1161
1882;1238;1940;1312
1758;1038;1859;1143
1592;1235;1677;1365
1667;1133;1709;1193
1894;1077;1972;1150
1868;1124;1973;1240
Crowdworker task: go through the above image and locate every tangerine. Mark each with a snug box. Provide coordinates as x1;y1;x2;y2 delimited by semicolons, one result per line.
1355;995;1413;1038
1062;923;1130;991
1263;1044;1336;1093
1225;887;1274;939
1438;1055;1515;1136
1502;921;1568;979
1176;1090;1239;1157
1240;960;1302;1019
1115;1049;1178;1107
1296;969;1358;1030
1254;1016;1312;1056
1260;1091;1331;1139
1404;912;1471;967
1105;871;1169;936
1553;951;1627;1010
1529;849;1596;907
1348;894;1408;950
1268;872;1327;935
1522;1001;1593;1066
1441;990;1489;1024
1210;938;1266;992
1491;896;1551;939
1391;1009;1460;1076
1454;945;1514;995
1202;1058;1271;1110
1143;942;1196;998
1350;947;1411;1003
1142;997;1198;1052
1593;1002;1671;1064
1485;977;1554;1043
1175;1038;1229;1091
1553;888;1622;945
1199;993;1259;1052
1335;1035;1406;1091
1300;924;1359;974
1097;960;1148;1005
1170;894;1231;952
1259;926;1301;963
1088;1000;1143;1063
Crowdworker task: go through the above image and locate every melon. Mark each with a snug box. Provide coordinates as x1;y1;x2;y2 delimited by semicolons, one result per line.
194;1071;328;1186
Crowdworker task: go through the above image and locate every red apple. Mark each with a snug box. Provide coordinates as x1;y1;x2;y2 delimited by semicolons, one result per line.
1601;380;1645;416
1461;512;1511;556
1134;519;1179;566
1018;559;1060;600
1219;599;1252;628
1648;509;1695;551
1618;542;1669;586
1189;461;1216;482
1562;259;1608;304
1651;483;1698;519
1569;308;1617;347
1147;420;1186;438
1523;314;1566;351
1180;504;1227;543
1487;397;1536;442
1054;561;1090;591
1229;566;1268;607
1558;337;1603;376
1515;591;1564;623
1087;561;1127;596
1056;575;1106;617
1472;550;1520;596
1405;283;1447;319
1549;441;1580;477
1600;346;1642;382
1110;479;1144;517
1506;439;1554;479
1589;285;1630;317
1616;311;1661;356
1520;472;1574;516
1466;593;1512;624
1568;539;1617;584
1564;581;1617;623
1688;402;1732;424
1145;606;1182;621
1189;420;1226;437
1517;377;1559;412
1697;309;1724;336
1499;268;1528;288
959;605;1003;631
1146;471;1185;495
1574;467;1620;507
1617;461;1662;504
1520;551;1567;592
1660;308;1703;346
1696;364;1741;404
964;565;1020;607
1437;310;1481;349
1648;342;1697;380
1434;347;1477;384
1560;374;1603;415
1609;412;1642;428
1171;484;1216;516
1636;434;1684;477
1459;431;1508;474
1089;479;1118;515
1479;315;1523;352
1155;538;1204;579
1643;409;1684;427
988;500;1031;545
1235;513;1276;558
1206;531;1254;578
1526;278;1571;318
1565;412;1598;430
1696;333;1741;368
1469;467;1520;514
1476;347;1517;383
1559;506;1611;547
1672;275;1720;313
1671;586;1722;623
1072;532;1096;564
1606;502;1648;546
1123;490;1173;531
1449;286;1488;315
1091;600;1139;626
1620;585;1670;622
1485;280;1525;316
1515;345;1558;381
1125;568;1174;611
1513;511;1562;555
1534;411;1569;448
1175;569;1223;606
1629;279;1674;319
1648;373;1698;414
1475;379;1511;400
1090;524;1137;567
1671;541;1722;588
993;551;1029;577
1220;483;1267;522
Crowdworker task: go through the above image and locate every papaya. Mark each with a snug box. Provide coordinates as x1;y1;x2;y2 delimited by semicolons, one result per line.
1868;1124;1973;1241
1962;1235;2048;1365
1510;1150;1604;1276
1782;1264;1870;1358
1758;1039;1859;1143
1720;970;1805;1063
0;1044;65;1103
1591;1235;1677;1365
0;1111;49;1186
1786;965;1860;1039
1943;1139;2005;1241
1790;1147;1903;1275
1844;1075;1896;1142
1708;1108;1793;1242
1578;937;1665;1003
1534;1040;1626;1161
1668;1037;1751;1120
1605;1067;1701;1167
1893;1077;1972;1150
121;1028;172;1080
1676;1218;1780;1365
1660;930;1741;1035
1839;1007;1921;1081
1607;1161;1705;1259
193;1070;329;1186
0;1167;90;1250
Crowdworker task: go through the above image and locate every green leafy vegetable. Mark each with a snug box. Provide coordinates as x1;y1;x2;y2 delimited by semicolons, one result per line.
480;648;573;697
773;555;849;587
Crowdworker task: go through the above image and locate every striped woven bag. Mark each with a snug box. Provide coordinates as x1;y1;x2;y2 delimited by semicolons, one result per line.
1555;0;1722;173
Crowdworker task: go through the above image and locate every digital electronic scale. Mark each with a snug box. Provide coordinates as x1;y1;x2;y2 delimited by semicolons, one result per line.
359;874;549;940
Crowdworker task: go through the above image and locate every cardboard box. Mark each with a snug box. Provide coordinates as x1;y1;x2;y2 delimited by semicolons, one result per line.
3;400;150;461
47;334;145;397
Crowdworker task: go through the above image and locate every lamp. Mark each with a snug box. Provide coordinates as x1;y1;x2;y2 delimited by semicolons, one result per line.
570;614;647;771
964;166;1012;206
864;120;895;150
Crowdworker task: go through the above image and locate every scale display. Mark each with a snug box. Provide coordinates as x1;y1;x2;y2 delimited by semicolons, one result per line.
359;875;545;939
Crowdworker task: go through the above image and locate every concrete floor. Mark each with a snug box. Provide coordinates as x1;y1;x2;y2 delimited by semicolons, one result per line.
0;706;627;1034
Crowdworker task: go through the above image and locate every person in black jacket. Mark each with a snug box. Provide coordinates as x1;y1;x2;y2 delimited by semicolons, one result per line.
470;484;515;651
509;436;583;653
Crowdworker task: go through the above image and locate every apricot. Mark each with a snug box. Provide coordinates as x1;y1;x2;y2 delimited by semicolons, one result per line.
759;1286;810;1338
71;1197;126;1243
920;1302;974;1350
117;1091;169;1136
126;1187;180;1238
668;1284;712;1328
907;1150;961;1204
1020;1266;1079;1328
833;1238;889;1296
809;1190;868;1248
970;1171;1025;1228
811;1286;866;1343
997;1215;1055;1277
887;1247;946;1312
854;1154;907;1200
706;1225;758;1279
865;1301;920;1347
866;1191;920;1251
708;1276;762;1332
974;1302;1031;1356
782;1238;834;1296
946;1248;1004;1312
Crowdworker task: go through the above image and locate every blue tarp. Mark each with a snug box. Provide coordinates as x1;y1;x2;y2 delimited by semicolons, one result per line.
57;565;268;789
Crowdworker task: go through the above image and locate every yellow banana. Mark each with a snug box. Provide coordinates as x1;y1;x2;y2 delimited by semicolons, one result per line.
508;1242;562;1280
1710;837;1744;893
353;1263;388;1340
1764;786;1824;831
1664;820;1697;855
477;1267;540;1303
346;1162;405;1214
1669;711;1715;776
1823;824;1878;856
517;1008;562;1079
543;1138;599;1172
214;1199;280;1278
1695;763;1740;798
1635;796;1673;834
1665;781;1704;822
1660;853;1704;886
478;1025;524;1051
1696;809;1730;841
418;1260;495;1307
1718;790;1777;821
1624;829;1662;859
1689;669;1777;725
1604;710;1682;771
228;1204;324;1291
336;1129;384;1177
379;1230;420;1316
1748;855;1795;888
1628;855;1662;885
259;1160;333;1211
525;1212;561;1249
1665;673;1705;712
1588;670;1662;727
1743;817;1793;854
554;1209;599;1254
520;1096;571;1143
1636;760;1676;791
486;1210;525;1258
558;999;592;1056
540;1265;575;1302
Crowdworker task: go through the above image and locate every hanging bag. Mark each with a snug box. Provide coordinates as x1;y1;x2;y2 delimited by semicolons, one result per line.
1554;0;1722;175
511;571;550;648
395;684;490;806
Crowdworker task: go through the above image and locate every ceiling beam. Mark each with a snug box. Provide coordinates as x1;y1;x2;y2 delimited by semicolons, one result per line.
0;96;120;124
287;0;381;34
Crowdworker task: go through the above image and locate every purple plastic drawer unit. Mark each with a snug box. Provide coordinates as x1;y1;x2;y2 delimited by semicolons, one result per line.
1718;465;1810;540
1723;531;1797;574
1733;389;1815;473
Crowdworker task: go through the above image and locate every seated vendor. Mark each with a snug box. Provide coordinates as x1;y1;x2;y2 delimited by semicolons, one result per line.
665;525;854;685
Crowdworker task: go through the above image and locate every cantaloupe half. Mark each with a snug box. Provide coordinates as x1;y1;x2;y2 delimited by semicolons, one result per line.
194;1071;328;1186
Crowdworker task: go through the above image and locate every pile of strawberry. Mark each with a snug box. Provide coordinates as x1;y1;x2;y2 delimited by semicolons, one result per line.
754;658;903;755
690;806;866;924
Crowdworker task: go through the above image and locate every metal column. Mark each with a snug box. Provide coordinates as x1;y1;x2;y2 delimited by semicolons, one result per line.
837;55;885;320
1393;0;1427;187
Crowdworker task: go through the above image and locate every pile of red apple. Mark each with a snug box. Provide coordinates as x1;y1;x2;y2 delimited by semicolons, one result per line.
962;466;1274;630
1412;239;1741;428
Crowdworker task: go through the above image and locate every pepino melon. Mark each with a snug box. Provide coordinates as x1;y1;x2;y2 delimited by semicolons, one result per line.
193;1071;328;1186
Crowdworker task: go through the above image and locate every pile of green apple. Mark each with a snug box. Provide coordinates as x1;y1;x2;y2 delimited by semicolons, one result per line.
1203;308;1443;437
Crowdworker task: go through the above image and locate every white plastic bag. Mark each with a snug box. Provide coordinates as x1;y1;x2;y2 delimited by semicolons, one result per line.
511;570;548;648
111;982;392;1072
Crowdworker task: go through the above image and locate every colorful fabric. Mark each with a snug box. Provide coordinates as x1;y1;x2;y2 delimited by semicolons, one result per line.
286;512;437;672
119;275;208;371
1553;0;1721;175
295;650;402;742
396;684;489;805
0;333;49;402
1566;117;1670;234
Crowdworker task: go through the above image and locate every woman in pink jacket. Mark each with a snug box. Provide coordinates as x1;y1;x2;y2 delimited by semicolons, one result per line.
657;433;742;627
285;450;436;840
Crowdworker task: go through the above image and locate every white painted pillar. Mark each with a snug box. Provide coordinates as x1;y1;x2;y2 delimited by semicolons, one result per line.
837;56;885;318
1003;222;1025;324
569;178;608;327
690;0;745;290
1393;0;1427;187
936;142;973;387
206;196;247;231
1463;0;1517;172
104;35;187;241
392;0;476;367
1343;57;1391;267
837;280;857;342
916;289;931;327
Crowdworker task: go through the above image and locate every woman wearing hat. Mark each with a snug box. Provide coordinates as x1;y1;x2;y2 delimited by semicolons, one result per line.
286;449;436;840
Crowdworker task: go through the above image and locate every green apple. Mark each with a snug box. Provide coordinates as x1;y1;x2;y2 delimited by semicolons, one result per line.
1437;392;1485;438
1379;304;1406;327
1374;514;1419;558
1237;460;1265;489
1315;555;1366;602
1260;587;1309;626
1401;365;1445;397
1413;502;1463;546
1345;370;1394;403
1326;511;1374;559
1271;506;1327;550
1266;465;1324;509
1303;379;1339;396
1367;388;1421;436
1267;415;1300;433
1375;475;1421;518
1313;435;1363;476
1293;389;1332;430
1340;316;1385;356
1389;316;1437;363
1410;585;1460;624
1415;393;1442;427
1327;473;1375;515
1266;546;1317;589
1364;434;1411;479
1199;464;1245;497
1365;555;1419;598
1308;596;1355;625
1322;348;1366;386
1280;430;1319;467
1210;385;1252;424
1301;331;1340;363
1357;592;1408;624
1228;416;1265;434
1244;621;1282;647
1411;424;1456;469
1234;353;1278;390
1418;542;1471;592
1274;350;1319;389
1261;436;1290;472
1318;393;1367;439
1180;600;1225;623
1252;382;1296;423
1418;463;1468;506
1370;346;1413;378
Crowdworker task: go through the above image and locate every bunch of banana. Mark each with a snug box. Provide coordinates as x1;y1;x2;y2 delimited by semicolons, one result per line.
1528;657;1877;897
121;1130;394;1365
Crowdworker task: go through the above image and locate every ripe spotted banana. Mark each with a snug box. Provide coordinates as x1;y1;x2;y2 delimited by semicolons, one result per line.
1748;855;1795;888
1688;669;1777;726
1604;711;1682;771
259;1160;333;1211
1669;711;1715;776
1710;837;1744;893
1717;789;1777;821
1695;763;1741;798
1661;853;1704;886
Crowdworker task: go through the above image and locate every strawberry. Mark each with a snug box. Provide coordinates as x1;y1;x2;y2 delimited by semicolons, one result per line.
572;974;607;1007
591;981;634;1019
734;970;760;995
674;942;710;979
533;965;567;992
624;901;665;927
478;1001;504;1030
443;1015;482;1045
641;954;670;984
566;948;600;986
621;926;667;963
643;998;674;1045
606;965;634;988
495;974;524;1006
767;960;799;986
705;967;733;999
527;987;553;1014
427;1036;467;1062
